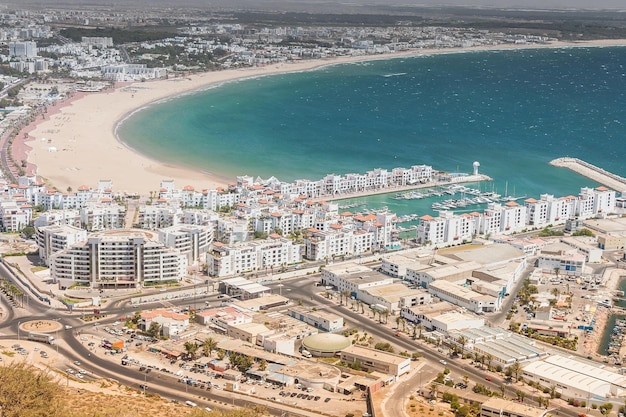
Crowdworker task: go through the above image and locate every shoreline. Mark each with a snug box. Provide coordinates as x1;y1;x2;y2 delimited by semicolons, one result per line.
21;38;626;195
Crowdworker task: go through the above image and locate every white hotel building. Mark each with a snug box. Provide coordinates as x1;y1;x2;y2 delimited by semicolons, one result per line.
158;224;212;264
49;230;187;289
304;226;374;261
206;235;302;277
35;224;88;266
416;211;475;246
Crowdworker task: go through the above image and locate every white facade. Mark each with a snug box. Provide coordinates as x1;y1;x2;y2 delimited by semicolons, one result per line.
522;355;626;402
9;41;37;57
49;231;187;288
79;203;126;231
35;224;88;266
158;224;213;264
416;211;475;246
206;236;301;277
428;280;500;313
304;227;374;261
288;307;344;332
321;263;393;296
101;64;166;81
537;242;586;276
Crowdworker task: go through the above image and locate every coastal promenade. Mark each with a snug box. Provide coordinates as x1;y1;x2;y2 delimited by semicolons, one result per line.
550;157;626;192
309;173;492;203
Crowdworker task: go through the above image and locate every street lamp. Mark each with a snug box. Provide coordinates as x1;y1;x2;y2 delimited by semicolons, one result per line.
17;321;21;341
277;284;283;296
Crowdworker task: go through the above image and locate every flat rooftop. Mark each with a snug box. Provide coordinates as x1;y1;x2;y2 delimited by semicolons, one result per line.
442;243;526;266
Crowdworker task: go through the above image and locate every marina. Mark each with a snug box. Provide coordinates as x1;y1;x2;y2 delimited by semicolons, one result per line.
392;184;526;211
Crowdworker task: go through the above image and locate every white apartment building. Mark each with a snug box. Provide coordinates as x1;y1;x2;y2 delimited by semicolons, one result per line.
478;202;527;235
35;224;87;265
416;211;475;246
576;186;616;218
49;230;187;289
9;41;37;57
391;165;433;185
158;224;212;264
304;227;374;261
79;203;126;231
137;205;179;229
33;209;81;228
81;36;113;48
101;64;166;81
215;216;249;244
0;199;31;232
206;236;302;277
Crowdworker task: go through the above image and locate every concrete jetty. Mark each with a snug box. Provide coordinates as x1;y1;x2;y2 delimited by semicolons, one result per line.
550;157;626;193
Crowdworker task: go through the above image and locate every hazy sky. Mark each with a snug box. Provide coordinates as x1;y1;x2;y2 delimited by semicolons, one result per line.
12;0;626;9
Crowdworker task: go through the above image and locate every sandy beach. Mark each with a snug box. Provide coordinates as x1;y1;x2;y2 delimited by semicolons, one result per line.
21;38;626;196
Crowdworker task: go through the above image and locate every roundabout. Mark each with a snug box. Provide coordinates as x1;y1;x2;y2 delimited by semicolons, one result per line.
19;319;63;333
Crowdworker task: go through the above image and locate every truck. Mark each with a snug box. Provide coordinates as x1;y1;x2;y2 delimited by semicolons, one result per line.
28;332;55;345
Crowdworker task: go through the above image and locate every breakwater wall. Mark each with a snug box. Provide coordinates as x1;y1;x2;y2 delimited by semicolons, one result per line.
551;157;626;192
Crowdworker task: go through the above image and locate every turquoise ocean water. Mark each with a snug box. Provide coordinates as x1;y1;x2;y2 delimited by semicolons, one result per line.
117;46;626;217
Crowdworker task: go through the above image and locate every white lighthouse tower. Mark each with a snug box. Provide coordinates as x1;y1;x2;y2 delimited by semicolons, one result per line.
473;161;480;175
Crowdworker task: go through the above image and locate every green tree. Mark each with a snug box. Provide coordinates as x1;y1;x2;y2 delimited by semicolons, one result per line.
21;225;35;239
508;360;522;382
184;341;199;359
374;342;394;353
146;322;161;338
259;359;268;371
600;403;614;415
457;335;467;357
202;337;218;357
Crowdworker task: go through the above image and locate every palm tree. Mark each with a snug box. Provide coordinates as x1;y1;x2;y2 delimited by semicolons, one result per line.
395;316;401;329
499;385;506;398
202;337;218;357
509;360;522;382
382;309;390;324
184;341;199;360
485;354;494;371
417;323;424;339
430;383;439;400
457;335;467;357
342;291;351;306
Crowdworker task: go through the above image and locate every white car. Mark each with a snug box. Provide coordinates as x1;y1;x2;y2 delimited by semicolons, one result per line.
439;360;447;365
